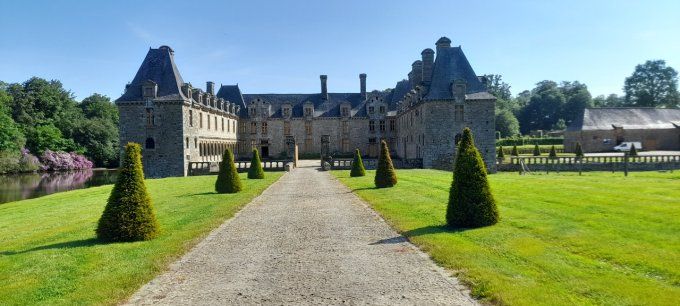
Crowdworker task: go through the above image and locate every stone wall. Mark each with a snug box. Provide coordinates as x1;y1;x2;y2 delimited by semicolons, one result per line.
565;128;680;153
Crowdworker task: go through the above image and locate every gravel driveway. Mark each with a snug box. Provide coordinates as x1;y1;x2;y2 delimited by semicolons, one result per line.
126;160;476;305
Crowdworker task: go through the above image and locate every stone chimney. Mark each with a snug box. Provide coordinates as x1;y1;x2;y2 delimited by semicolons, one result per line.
409;60;423;87
359;73;367;99
320;75;328;100
435;37;451;52
421;48;435;86
206;81;215;95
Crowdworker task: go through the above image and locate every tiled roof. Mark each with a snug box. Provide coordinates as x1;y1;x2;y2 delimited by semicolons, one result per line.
567;108;680;131
117;46;186;102
424;47;487;100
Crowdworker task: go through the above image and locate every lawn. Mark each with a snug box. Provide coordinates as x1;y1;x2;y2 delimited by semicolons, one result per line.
0;172;283;305
332;170;680;305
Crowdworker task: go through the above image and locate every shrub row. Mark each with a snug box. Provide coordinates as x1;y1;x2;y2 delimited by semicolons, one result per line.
496;137;563;146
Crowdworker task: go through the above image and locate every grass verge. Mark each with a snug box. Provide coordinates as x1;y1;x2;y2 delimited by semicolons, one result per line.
332;170;680;305
0;172;283;305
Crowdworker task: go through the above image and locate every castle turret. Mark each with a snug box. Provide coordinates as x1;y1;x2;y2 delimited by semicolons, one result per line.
206;81;215;95
359;73;367;99
435;37;451;52
409;60;423;88
421;48;435;87
320;75;328;100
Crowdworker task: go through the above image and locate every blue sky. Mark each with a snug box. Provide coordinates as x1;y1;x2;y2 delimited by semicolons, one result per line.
1;1;679;101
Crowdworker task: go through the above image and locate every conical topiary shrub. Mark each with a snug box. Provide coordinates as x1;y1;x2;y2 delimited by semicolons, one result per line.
575;142;584;158
497;146;505;159
549;145;558;159
629;144;638;156
350;149;366;177
215;148;242;193
447;128;499;228
374;140;397;188
96;142;159;242
511;145;519;156
533;144;541;156
248;148;265;179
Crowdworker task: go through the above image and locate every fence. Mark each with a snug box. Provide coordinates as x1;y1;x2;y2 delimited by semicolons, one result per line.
496;155;680;174
188;160;289;176
329;158;423;170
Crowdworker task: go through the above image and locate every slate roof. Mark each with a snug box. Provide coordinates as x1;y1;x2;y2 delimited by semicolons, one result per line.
233;92;380;118
215;85;247;116
424;47;488;100
567;108;680;131
117;46;186;102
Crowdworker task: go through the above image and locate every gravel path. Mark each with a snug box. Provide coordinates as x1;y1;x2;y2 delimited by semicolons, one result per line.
126;160;477;305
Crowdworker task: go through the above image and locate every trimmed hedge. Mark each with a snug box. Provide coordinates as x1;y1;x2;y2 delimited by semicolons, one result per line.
350;149;366;177
549;145;558;159
374;140;397;188
630;144;638;156
248;149;265;179
533;144;541;156
497;137;563;147
575;142;584;158
215;149;242;193
447;128;499;228
96;142;159;242
511;145;519;156
497;146;505;159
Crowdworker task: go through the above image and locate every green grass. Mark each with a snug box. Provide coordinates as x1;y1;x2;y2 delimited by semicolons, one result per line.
0;172;283;305
332;170;680;305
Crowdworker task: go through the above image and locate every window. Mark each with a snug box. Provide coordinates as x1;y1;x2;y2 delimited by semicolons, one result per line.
305;121;312;135
379;120;386;132
207;115;211;130
283;107;291;117
262;122;268;134
146;108;154;127
369;120;375;132
304;107;312;117
250;107;256;117
222;118;225;131
199;113;203;128
390;119;396;131
368;106;375;114
144;87;153;97
145;137;155;149
250;122;257;134
189;110;193;126
215;116;218;130
369;138;376;144
233;121;236;133
342;138;349;152
194;137;197;148
284;121;291;135
185;137;189;149
379;106;385;114
341;107;349;117
455;105;464;121
342;121;349;134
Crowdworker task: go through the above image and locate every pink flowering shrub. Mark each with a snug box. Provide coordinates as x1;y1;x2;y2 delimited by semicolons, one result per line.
40;150;93;171
19;148;42;172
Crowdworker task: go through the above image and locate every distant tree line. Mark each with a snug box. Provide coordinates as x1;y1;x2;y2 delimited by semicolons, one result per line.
0;77;119;172
488;59;679;137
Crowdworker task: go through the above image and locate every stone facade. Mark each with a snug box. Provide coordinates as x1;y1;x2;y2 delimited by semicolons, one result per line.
117;38;497;178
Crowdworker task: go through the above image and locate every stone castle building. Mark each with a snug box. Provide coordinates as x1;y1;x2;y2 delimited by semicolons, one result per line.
116;37;496;177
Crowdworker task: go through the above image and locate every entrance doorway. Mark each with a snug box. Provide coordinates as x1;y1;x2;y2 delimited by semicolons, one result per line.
261;146;269;158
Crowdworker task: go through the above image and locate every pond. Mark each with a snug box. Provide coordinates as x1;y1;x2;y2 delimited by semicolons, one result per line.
0;169;118;204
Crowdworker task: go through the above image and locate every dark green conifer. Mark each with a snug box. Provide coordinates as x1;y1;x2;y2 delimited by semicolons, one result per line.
497;146;505;159
549;145;558;159
629;144;638;156
248;149;265;179
350;149;366;177
575;142;584;158
96;143;159;242
374;140;397;188
533;144;541;156
511;145;519;156
446;128;499;228
215;149;242;193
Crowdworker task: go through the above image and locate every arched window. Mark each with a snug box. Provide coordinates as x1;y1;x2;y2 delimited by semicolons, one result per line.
145;137;155;149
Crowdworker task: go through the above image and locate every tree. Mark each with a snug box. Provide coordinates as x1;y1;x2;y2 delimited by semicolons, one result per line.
72;118;119;167
518;81;566;133
593;94;625;107
549;145;558;159
497;146;505;159
495;109;520;138
374;140;397;188
96;143;159;242
80;93;119;124
0;91;25;152
624;60;679;107
248;149;264;179
511;145;519;156
350;149;366;177
25;123;81;154
215;149;242;193
560;81;592;125
629;144;638;157
484;74;512;101
533;144;541;156
575;142;584;158
447;128;498;228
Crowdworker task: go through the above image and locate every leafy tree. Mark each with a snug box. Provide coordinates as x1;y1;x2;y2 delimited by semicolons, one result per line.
350;149;366;177
495;109;520;138
560;81;593;125
447;128;498;228
80;93;119;124
518;81;566;133
593;94;625;107
374;140;397;188
484;74;512;101
624;60;679;107
549;145;558;159
575;142;584;158
248;149;264;179
215;149;242;193
96;143;159;242
511;145;519;156
552;118;567;130
25;123;81;154
0;91;25;152
72;118;119;167
533;144;541;156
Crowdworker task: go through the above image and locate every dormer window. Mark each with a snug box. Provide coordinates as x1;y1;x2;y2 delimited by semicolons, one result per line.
304;103;314;117
368;106;375;114
142;80;157;98
341;107;349;117
379;106;385;114
283;106;291;118
250;107;257;117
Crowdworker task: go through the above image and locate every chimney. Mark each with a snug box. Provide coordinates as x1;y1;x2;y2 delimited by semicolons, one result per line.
206;81;215;95
435;37;451;52
409;60;423;87
359;73;367;99
320;75;328;100
421;48;435;86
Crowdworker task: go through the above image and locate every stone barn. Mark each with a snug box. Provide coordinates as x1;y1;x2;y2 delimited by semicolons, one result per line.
564;108;680;152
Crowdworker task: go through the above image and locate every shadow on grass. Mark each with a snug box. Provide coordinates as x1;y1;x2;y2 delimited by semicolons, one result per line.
351;187;378;192
176;191;217;197
0;237;112;255
402;224;470;237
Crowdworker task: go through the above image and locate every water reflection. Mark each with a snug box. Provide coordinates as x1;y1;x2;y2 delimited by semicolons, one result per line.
0;169;118;204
